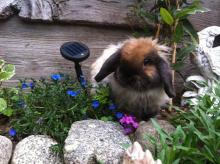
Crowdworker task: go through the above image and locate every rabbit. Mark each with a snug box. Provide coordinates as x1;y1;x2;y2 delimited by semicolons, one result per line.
90;37;175;120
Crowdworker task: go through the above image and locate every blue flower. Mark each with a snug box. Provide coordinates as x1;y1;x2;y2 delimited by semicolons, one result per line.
80;76;87;87
92;100;100;109
9;128;16;137
51;74;61;81
67;90;80;97
29;82;35;89
115;112;124;119
108;103;117;111
81;79;87;87
21;83;28;89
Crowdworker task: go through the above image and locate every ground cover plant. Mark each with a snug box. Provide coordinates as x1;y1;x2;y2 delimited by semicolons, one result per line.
1;73;138;155
8;75;104;142
147;81;220;163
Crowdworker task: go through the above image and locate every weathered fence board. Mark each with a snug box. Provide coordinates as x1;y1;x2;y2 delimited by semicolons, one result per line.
1;0;219;29
0;17;131;86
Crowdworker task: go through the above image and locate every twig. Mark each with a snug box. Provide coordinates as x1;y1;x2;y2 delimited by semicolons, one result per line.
169;0;180;111
155;23;161;39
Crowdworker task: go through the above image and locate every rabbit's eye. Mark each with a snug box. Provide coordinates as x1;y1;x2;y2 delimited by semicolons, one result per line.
144;59;151;66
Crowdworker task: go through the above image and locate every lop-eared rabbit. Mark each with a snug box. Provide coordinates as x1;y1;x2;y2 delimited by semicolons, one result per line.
90;37;175;120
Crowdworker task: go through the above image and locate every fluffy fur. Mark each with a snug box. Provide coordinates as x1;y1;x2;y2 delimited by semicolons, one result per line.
90;37;174;120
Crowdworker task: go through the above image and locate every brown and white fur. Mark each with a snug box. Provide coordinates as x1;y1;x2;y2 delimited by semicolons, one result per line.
90;37;175;120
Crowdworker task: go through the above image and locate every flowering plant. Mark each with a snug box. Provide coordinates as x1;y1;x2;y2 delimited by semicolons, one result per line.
119;115;139;134
8;73;139;154
11;74;89;144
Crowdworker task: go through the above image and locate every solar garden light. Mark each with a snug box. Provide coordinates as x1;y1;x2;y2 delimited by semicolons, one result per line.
60;42;90;88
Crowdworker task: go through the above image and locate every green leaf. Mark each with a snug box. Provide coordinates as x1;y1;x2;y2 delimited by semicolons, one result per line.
177;44;196;61
203;145;215;162
0;71;15;81
100;116;108;122
176;6;209;19
172;159;180;164
151;119;171;144
172;62;184;71
172;126;186;144
0;98;7;111
139;9;156;22
160;8;174;25
0;59;5;69
175;145;194;151
0;63;15;81
183;19;198;43
11;95;19;101
2;108;13;117
107;116;113;121
173;23;184;43
3;64;15;72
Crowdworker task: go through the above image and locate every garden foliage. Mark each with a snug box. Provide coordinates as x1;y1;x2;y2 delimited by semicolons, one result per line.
10;75;126;146
147;82;220;164
0;58;16;117
132;0;208;70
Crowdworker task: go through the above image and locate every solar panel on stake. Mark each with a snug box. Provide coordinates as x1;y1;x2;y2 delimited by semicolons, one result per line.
60;42;90;88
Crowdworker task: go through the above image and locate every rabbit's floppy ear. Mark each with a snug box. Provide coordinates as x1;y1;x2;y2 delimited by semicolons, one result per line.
157;58;175;98
95;50;121;82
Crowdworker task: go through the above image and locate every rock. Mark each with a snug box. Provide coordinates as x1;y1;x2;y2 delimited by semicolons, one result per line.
11;135;62;164
0;135;13;164
64;120;132;164
0;0;16;19
123;141;162;164
196;26;220;79
135;120;175;154
18;0;55;21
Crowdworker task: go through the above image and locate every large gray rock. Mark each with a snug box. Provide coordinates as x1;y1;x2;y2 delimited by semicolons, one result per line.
11;135;62;164
135;120;175;154
0;135;13;164
64;120;132;164
0;0;16;19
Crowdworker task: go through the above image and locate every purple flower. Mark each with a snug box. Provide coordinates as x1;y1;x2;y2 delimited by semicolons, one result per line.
29;82;35;89
119;115;139;135
51;74;61;81
123;127;134;135
115;112;124;119
120;115;135;124
8;128;16;137
108;103;117;111
67;90;80;97
132;122;139;129
92;100;100;109
21;83;28;89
